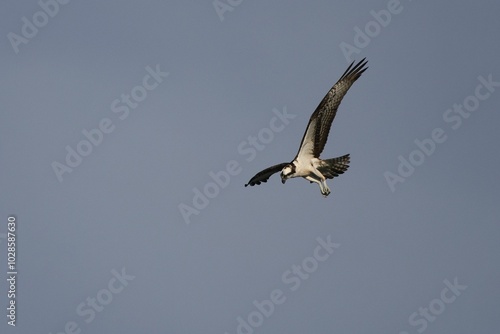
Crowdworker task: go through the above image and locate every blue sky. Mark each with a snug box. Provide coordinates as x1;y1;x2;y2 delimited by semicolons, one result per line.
1;1;500;333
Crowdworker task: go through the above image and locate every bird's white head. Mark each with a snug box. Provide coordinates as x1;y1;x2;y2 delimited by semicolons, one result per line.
280;164;295;184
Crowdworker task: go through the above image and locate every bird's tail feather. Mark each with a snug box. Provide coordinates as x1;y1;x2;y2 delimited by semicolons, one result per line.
317;154;350;179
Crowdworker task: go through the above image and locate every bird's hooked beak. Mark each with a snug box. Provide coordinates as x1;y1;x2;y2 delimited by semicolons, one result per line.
281;174;286;184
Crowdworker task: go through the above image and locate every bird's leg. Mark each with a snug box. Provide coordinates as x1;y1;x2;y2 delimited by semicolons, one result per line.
320;180;330;197
305;175;330;197
311;165;331;197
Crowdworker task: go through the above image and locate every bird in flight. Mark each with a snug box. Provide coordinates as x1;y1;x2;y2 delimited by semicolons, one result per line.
245;58;368;197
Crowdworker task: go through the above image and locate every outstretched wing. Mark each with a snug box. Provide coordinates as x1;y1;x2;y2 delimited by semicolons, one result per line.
316;154;350;179
295;59;368;161
244;162;289;187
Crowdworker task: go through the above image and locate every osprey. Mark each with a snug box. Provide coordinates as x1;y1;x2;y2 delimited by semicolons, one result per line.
245;58;368;197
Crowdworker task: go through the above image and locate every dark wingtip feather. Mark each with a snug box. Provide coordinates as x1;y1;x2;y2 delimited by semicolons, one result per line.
339;58;369;81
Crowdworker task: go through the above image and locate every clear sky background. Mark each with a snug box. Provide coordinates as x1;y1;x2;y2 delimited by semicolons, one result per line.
1;1;499;333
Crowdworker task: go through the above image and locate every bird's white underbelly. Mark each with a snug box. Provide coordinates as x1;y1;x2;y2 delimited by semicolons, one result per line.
293;158;324;179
